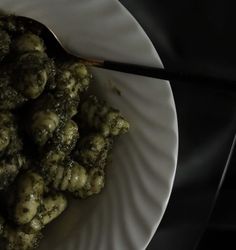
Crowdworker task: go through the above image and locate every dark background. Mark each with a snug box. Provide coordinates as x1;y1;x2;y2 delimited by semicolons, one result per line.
119;0;236;249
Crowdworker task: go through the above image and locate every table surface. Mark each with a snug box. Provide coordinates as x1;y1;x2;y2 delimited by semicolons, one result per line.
119;0;236;249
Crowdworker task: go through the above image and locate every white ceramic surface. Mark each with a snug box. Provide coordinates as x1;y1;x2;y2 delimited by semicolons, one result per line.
0;1;178;249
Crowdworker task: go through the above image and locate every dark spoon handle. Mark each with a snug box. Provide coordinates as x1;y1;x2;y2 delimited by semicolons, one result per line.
94;60;236;92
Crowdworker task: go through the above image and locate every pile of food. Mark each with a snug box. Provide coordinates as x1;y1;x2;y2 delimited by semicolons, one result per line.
0;15;129;250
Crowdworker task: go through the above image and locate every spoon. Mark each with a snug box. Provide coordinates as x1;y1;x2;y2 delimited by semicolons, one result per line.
14;16;236;92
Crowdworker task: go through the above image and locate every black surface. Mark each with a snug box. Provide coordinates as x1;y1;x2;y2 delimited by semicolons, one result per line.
119;1;236;249
196;137;236;249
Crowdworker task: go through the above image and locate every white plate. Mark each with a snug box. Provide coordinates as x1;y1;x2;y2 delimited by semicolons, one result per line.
0;0;178;249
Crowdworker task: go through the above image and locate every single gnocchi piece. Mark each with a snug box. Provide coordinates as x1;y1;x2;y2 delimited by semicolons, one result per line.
29;93;78;146
42;159;88;195
77;168;105;199
13;33;45;54
23;192;67;233
73;133;112;169
3;225;42;250
42;156;105;198
31;111;60;146
80;95;130;137
39;148;66;186
55;62;91;100
14;52;55;99
0;153;27;190
14;171;45;225
0;111;23;155
0;70;27;110
47;119;79;154
42;149;66;167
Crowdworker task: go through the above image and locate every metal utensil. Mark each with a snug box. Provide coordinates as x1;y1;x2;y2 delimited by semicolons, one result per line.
14;16;236;92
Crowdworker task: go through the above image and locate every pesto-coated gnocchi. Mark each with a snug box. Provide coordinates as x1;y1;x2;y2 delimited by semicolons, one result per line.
80;95;130;137
55;62;91;99
23;192;67;233
31;111;60;146
14;52;55;99
0;69;27;110
42;158;105;198
13;33;45;54
2;225;42;250
73;133;112;169
0;153;27;190
47;119;79;154
77;168;105;199
42;159;88;194
0;14;129;250
14;171;45;225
